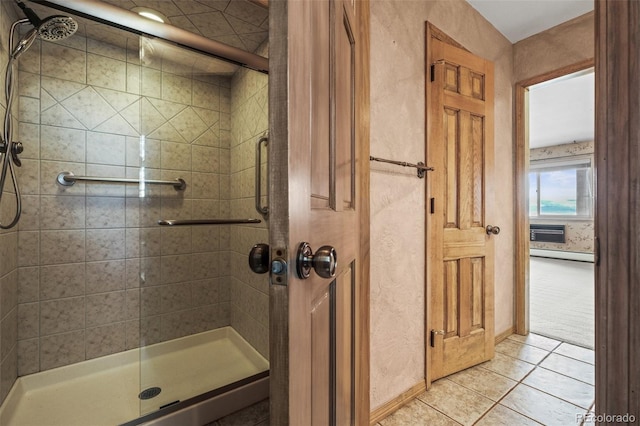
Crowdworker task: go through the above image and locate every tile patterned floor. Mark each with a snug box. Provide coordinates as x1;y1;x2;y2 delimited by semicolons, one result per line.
377;334;595;426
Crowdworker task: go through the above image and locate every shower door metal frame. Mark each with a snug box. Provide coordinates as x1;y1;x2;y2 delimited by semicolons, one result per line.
31;0;269;73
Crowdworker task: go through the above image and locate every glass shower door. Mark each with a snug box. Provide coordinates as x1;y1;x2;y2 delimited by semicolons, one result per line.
136;35;269;417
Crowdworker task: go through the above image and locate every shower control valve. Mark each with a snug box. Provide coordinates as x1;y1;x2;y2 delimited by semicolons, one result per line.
11;142;23;167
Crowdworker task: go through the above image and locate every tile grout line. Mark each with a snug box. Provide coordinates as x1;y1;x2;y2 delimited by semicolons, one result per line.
473;337;592;425
470;340;557;425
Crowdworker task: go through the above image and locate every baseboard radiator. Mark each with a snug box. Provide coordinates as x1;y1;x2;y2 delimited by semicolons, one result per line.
530;224;565;243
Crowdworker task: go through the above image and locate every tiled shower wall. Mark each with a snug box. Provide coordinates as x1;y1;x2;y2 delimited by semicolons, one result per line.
14;29;235;375
229;42;268;360
0;0;19;406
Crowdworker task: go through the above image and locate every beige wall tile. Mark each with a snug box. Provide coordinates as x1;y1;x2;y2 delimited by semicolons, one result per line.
86;291;125;327
87;53;126;91
18;96;39;124
140;256;161;287
40;196;86;230
41;43;86;83
161;283;192;313
87;132;126;166
125;258;141;289
18;159;40;196
17;338;39;376
40;263;85;300
39;330;85;370
141;286;162;317
0;344;17;403
86;322;126;359
0;308;17;360
191;278;219;307
161;141;191;171
141;67;161;98
140;227;161;257
160;254;192;284
160;227;191;255
18;231;39;267
125;289;140;320
0;270;18;321
87;38;127;61
18;122;39;160
40;296;84;335
18;267;39;303
86;260;125;294
85;228;125;261
86;197;125;229
40;230;85;265
18;195;40;231
17;302;38;339
162;73;191;104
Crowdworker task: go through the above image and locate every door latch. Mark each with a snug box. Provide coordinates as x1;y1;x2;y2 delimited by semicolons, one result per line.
430;329;445;347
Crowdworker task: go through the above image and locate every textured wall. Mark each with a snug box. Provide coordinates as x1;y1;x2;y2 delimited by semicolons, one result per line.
229;41;269;360
530;141;594;253
370;0;514;410
14;29;232;375
0;0;19;406
514;12;594;83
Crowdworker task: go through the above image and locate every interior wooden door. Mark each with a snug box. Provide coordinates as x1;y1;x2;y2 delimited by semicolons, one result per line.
426;36;496;383
269;0;369;424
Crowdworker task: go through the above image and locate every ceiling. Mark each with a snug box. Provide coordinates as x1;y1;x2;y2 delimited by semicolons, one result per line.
100;0;268;53
466;0;595;150
466;0;593;43
529;70;594;148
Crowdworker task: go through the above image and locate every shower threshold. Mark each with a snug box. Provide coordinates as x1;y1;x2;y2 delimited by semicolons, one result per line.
0;327;269;426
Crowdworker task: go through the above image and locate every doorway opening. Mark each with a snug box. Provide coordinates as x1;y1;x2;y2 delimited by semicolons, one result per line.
515;63;595;350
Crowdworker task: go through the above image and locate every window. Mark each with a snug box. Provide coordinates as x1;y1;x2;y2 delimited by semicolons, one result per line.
529;156;593;218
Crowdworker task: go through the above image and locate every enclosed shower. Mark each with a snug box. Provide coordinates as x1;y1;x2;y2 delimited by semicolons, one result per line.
0;0;270;424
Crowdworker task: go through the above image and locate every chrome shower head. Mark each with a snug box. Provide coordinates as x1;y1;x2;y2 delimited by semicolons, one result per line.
10;1;78;59
37;15;78;41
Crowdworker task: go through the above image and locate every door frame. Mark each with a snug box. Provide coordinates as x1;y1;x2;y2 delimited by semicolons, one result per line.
513;58;594;335
268;0;371;424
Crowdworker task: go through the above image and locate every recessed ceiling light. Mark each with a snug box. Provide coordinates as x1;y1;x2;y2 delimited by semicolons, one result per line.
131;7;168;24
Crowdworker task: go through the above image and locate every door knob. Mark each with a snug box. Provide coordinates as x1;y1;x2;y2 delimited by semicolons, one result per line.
296;242;337;279
248;243;270;274
486;225;501;235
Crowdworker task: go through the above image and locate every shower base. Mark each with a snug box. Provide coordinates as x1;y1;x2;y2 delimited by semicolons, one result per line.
0;327;269;426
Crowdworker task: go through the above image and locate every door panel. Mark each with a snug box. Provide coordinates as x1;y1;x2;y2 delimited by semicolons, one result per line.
270;0;367;424
427;37;495;382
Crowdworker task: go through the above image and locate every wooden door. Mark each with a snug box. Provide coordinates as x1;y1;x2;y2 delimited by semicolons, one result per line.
269;0;370;425
426;36;495;383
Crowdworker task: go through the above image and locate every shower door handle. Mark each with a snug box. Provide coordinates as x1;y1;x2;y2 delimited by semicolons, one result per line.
249;243;270;274
255;135;269;220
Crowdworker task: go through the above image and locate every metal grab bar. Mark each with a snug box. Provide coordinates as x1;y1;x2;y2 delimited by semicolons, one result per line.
57;171;187;191
369;156;434;179
158;219;261;226
255;135;269;219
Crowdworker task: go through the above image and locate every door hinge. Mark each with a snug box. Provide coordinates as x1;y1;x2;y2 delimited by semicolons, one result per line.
430;197;435;214
430;329;445;347
594;236;600;266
